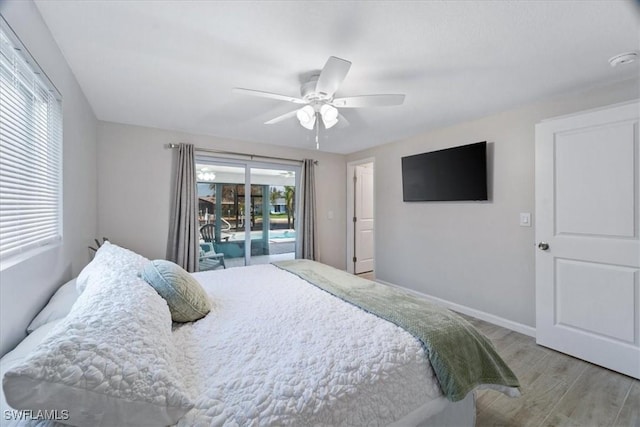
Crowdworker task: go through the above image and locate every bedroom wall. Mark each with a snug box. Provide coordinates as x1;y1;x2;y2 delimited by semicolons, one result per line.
96;122;347;269
0;1;98;356
346;78;639;331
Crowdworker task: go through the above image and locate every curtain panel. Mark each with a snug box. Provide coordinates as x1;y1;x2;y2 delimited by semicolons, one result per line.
166;143;199;272
297;159;317;260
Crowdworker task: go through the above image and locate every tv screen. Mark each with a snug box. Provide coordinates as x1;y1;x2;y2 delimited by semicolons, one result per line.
401;141;487;202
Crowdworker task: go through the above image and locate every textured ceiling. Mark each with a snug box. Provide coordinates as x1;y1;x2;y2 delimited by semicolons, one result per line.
34;0;639;154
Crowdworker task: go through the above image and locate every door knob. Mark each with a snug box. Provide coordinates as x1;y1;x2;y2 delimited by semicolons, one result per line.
538;242;550;251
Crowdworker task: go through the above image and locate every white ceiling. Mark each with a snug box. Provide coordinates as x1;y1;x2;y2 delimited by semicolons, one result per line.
34;1;639;154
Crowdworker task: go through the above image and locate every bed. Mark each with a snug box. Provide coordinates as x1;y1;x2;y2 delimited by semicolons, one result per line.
1;243;519;426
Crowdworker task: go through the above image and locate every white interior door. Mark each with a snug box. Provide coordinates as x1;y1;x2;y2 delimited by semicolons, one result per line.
355;164;374;274
535;101;640;379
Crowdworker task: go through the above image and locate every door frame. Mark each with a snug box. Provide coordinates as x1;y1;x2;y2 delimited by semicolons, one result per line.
346;157;375;274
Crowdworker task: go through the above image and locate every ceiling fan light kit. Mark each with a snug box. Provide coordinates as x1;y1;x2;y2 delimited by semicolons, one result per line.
296;105;315;129
320;104;339;129
233;56;406;148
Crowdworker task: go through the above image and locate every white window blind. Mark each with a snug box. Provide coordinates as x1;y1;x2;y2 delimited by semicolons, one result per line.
0;19;63;261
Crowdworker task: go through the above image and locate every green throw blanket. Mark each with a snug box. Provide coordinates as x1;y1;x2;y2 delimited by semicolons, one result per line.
273;259;520;402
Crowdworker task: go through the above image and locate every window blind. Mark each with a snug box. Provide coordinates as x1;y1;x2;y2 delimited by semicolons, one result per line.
0;20;63;261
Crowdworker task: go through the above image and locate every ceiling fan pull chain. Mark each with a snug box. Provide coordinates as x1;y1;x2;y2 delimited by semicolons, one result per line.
315;115;320;150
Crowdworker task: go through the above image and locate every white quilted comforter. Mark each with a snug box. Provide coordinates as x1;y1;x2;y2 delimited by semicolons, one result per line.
172;264;445;426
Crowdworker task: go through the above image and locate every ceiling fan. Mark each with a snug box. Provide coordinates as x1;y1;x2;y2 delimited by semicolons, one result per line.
233;56;405;146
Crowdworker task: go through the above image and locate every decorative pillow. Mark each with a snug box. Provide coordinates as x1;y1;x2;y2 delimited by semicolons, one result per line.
3;259;193;427
141;260;211;322
76;241;147;294
27;278;79;334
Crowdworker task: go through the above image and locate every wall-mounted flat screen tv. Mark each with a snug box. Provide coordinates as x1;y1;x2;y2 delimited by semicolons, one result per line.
401;141;487;202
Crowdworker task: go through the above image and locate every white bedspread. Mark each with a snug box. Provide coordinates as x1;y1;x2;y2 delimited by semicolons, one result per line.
172;264;445;426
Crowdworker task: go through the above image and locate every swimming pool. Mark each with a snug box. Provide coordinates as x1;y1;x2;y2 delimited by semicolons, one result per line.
224;230;296;241
269;230;296;240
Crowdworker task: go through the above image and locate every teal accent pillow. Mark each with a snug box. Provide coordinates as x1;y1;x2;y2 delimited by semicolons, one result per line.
141;260;211;322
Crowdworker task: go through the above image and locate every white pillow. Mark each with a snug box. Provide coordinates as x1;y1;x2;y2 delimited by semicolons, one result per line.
1;320;63;426
76;241;147;294
3;252;193;427
26;278;79;334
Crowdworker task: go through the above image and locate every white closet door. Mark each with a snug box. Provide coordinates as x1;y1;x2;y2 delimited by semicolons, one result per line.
535;101;640;379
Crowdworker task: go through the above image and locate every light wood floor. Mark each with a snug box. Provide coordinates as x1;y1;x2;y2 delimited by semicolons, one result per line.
356;271;375;280
357;271;638;425
457;314;640;427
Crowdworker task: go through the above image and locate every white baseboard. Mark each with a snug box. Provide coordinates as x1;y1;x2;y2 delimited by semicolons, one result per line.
376;279;537;338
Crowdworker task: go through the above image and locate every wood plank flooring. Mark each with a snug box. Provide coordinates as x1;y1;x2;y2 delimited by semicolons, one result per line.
356;271;375;281
356;271;637;425
460;315;639;427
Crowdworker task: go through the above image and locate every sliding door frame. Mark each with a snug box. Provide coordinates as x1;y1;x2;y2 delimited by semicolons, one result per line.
196;154;301;266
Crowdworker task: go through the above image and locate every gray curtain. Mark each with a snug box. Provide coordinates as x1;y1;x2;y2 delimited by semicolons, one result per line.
166;143;199;272
297;159;317;260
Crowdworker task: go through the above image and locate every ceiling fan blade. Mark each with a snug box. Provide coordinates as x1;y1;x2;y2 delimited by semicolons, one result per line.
233;88;306;104
336;113;350;129
332;94;405;108
264;108;301;125
315;56;352;97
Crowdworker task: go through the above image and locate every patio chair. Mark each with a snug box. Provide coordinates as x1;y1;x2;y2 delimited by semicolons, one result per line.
200;223;215;243
200;223;230;243
199;241;225;271
199;224;226;270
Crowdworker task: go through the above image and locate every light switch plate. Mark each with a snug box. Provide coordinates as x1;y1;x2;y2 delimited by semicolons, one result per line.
520;212;531;227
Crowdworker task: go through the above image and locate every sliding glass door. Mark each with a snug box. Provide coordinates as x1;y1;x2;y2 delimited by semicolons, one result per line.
249;167;297;264
196;157;299;268
196;164;246;269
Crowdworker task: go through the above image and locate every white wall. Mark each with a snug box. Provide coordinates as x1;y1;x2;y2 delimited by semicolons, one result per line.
97;122;346;269
0;1;98;356
346;78;639;330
